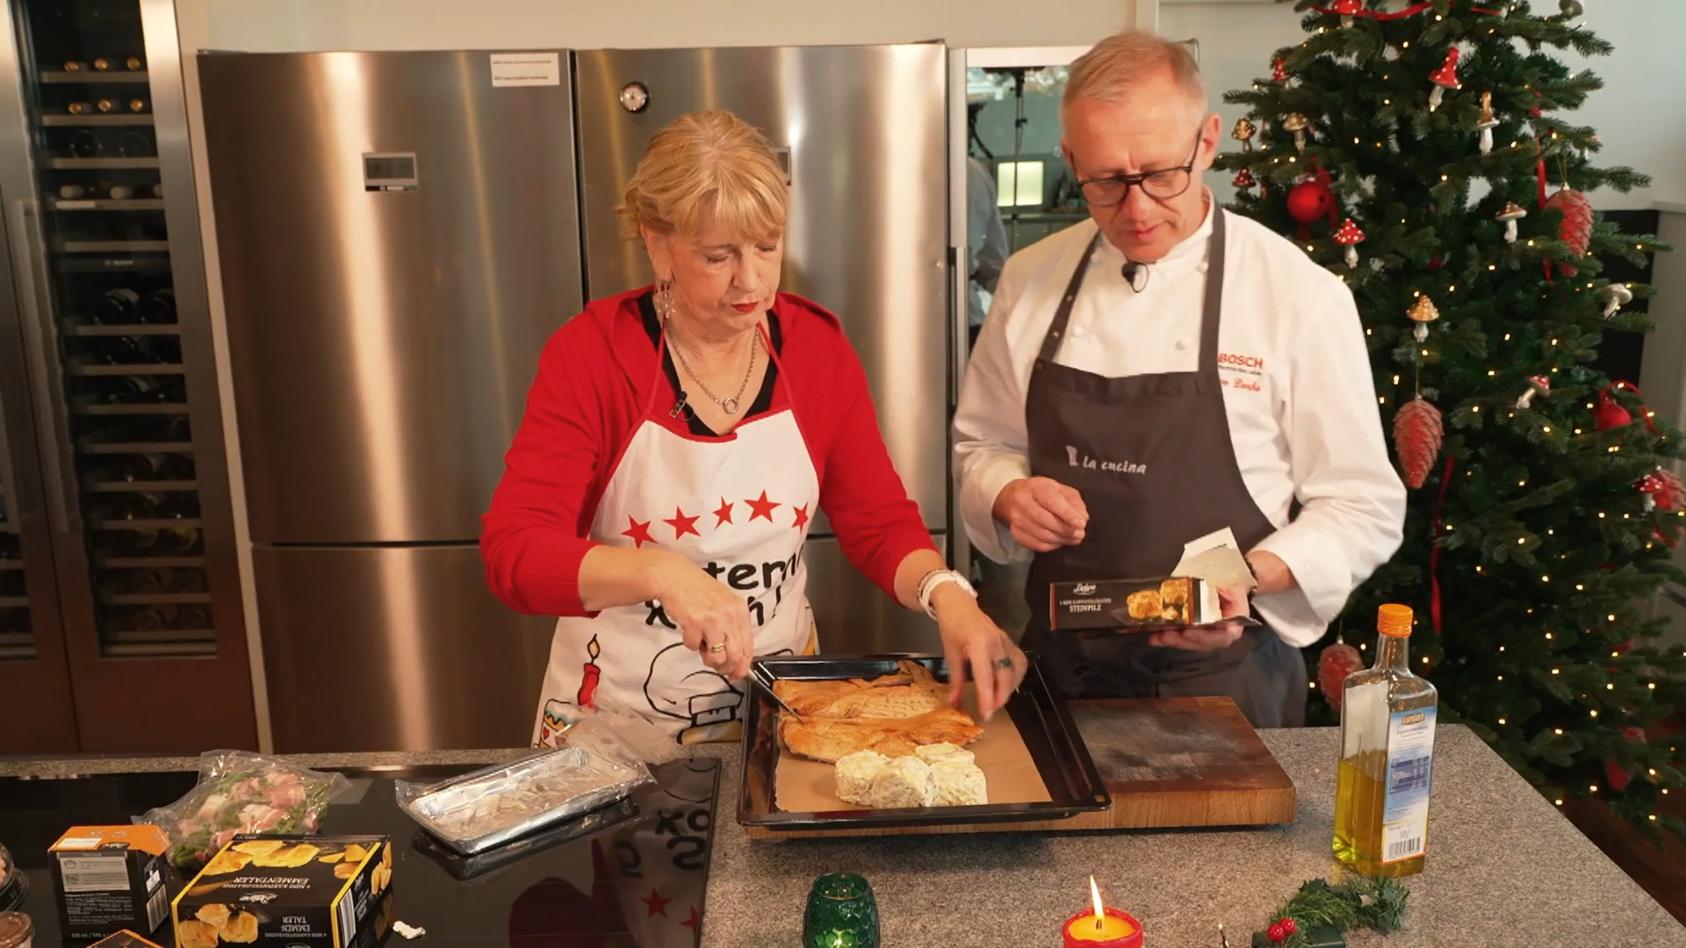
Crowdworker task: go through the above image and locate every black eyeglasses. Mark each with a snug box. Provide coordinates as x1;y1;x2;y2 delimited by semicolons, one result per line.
1074;129;1204;207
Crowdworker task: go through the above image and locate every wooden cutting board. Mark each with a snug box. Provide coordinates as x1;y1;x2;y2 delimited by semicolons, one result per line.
748;696;1295;838
1045;696;1297;831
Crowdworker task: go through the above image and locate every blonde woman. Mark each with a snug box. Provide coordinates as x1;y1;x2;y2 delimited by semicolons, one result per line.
483;110;1027;745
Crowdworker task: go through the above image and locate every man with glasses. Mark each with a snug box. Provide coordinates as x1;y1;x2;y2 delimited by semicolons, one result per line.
953;31;1405;726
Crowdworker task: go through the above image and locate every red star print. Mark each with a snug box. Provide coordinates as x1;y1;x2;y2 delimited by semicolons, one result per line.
713;497;735;527
792;503;810;529
681;905;701;931
622;516;654;548
664;506;701;540
640;887;672;918
745;490;780;522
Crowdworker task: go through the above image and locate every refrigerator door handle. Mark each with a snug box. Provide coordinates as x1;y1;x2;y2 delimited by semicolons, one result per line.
7;198;80;536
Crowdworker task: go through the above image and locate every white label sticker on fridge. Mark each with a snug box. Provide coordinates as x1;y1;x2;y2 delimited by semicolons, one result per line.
490;53;560;88
1381;706;1436;863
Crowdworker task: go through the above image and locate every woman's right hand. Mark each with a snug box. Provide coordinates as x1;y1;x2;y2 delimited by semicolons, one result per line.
643;551;755;679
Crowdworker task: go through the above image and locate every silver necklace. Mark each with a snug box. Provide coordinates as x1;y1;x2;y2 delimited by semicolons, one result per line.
659;285;759;415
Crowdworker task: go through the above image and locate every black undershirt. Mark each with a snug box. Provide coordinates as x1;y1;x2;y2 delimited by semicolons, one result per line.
639;291;781;436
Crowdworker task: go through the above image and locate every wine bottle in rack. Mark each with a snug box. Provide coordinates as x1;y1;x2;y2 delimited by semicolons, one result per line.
101;570;165;598
127;606;170;630
156;526;200;555
95;98;117;113
127;98;147;113
66;102;91;115
176;605;211;630
169;570;206;594
115;131;150;158
82;454;165;487
68;129;101;158
125;56;144;71
108;184;134;200
93;288;140;324
63;60;86;72
139;289;175;323
92;57;112;72
93;494;163;524
58;184;88;199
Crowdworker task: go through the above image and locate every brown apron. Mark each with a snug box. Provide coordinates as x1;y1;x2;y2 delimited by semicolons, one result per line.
1019;210;1307;727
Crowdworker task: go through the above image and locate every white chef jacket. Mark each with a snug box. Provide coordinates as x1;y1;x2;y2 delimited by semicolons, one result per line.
953;199;1406;648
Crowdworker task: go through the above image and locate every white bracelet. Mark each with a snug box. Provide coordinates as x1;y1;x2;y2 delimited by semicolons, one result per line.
916;568;976;619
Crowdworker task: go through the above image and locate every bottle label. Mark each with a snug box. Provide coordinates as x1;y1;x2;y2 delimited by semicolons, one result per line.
1381;706;1436;863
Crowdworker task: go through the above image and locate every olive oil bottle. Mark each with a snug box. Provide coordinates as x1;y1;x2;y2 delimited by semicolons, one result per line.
1333;603;1438;877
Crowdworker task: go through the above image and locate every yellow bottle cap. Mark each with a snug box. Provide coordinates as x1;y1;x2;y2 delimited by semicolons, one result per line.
1377;603;1413;638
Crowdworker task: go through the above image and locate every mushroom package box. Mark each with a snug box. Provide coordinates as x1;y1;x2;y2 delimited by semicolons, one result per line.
1048;527;1261;633
172;835;394;948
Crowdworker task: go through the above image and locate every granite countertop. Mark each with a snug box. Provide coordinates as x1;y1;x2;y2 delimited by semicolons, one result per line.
6;727;1683;947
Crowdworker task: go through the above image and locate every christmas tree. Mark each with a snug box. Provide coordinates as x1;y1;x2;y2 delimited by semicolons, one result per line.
1218;0;1686;836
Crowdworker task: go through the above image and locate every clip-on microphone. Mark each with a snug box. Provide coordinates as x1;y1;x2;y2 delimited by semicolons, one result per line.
1121;260;1150;293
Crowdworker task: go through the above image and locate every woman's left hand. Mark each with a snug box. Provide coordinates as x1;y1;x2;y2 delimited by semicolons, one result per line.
931;585;1028;721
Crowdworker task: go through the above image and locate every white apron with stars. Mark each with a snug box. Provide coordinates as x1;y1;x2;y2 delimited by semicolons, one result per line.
532;332;819;746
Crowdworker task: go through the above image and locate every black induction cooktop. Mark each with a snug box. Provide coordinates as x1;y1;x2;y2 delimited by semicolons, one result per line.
0;757;720;947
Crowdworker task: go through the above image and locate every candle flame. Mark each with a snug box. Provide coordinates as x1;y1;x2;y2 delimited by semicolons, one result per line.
1090;875;1104;927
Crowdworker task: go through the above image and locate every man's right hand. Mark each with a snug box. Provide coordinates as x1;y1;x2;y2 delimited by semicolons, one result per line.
991;477;1089;552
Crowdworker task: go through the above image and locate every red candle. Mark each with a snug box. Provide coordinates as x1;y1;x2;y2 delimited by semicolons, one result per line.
1061;877;1142;948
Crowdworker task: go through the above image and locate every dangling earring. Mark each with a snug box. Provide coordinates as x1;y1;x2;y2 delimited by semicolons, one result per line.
655;279;676;322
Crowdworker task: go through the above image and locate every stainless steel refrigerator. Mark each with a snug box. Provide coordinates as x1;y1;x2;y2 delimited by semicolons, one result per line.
0;0;256;754
200;44;951;752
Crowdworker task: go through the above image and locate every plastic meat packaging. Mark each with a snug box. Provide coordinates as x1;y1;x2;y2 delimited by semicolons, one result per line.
397;747;650;855
133;750;350;871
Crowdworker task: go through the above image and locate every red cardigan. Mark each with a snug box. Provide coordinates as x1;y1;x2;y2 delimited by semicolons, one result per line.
481;287;936;617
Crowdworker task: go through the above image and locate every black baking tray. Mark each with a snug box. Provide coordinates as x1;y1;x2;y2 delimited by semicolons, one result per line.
737;653;1110;832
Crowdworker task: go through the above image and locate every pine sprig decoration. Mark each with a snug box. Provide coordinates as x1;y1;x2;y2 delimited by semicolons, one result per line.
1260;876;1409;947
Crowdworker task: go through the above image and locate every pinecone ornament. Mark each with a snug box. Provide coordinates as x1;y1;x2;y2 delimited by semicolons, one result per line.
1393;396;1444;489
1545;188;1593;276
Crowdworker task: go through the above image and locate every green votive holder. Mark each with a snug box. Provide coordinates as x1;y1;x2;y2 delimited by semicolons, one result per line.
802;872;880;948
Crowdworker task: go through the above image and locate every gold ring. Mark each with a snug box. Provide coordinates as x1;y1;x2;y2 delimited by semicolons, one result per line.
706;643;728;654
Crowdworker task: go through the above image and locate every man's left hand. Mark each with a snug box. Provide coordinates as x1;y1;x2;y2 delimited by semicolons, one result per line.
1147;587;1251;652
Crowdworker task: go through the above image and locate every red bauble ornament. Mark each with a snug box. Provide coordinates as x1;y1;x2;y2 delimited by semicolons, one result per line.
1268;922;1287;943
1603;727;1647;793
1279;919;1298;937
1318;640;1364;710
1233;167;1257;189
1393;396;1444;490
1273;57;1289;83
1594;392;1633;432
1288;178;1335;224
1545;188;1593;276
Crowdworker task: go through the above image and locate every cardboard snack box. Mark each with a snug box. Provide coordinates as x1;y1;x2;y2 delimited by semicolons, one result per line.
172;834;393;948
1049;576;1260;633
49;825;171;941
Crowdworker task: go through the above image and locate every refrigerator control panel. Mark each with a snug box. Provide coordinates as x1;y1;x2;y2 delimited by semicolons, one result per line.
363;152;419;191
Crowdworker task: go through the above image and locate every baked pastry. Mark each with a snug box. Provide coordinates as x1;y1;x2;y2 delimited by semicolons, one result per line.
195;903;230;929
777;662;983;763
930;760;988;807
867;756;936;809
221;910;259;944
1126;589;1161;620
177;919;219;948
1159;577;1191;605
834;750;889;806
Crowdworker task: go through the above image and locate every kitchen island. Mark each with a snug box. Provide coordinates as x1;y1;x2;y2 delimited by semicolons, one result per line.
3;725;1681;947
